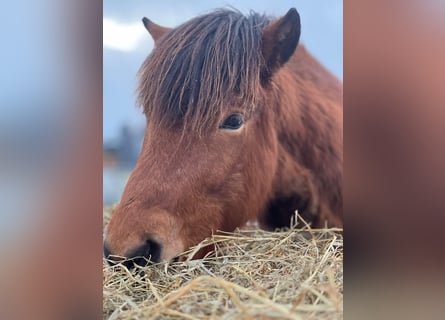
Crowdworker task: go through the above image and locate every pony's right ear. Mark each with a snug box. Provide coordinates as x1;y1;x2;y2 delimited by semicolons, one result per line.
261;8;301;82
142;17;172;43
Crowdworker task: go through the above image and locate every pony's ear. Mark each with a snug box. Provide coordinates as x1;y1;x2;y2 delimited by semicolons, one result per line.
261;8;301;81
142;17;172;43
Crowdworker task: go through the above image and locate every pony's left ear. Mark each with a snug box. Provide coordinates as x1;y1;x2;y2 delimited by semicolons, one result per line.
261;8;301;81
142;17;172;43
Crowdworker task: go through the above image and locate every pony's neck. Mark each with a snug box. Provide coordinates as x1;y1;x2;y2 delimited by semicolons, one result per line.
272;45;343;219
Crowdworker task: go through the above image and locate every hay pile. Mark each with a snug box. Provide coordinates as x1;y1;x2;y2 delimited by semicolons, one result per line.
103;207;343;319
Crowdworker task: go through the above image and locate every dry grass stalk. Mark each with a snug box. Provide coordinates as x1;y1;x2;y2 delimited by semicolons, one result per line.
103;207;343;319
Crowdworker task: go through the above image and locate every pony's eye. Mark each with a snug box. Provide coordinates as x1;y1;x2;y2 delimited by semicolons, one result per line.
219;113;245;130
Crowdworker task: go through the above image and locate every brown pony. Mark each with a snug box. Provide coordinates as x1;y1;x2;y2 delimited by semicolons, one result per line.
104;8;342;266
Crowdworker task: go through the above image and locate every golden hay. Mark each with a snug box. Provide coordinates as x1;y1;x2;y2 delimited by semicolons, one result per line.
103;207;343;319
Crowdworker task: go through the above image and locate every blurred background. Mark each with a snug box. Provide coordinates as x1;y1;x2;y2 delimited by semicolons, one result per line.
0;1;103;319
103;0;343;205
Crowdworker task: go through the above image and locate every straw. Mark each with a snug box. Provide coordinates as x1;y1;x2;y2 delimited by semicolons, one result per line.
103;206;343;319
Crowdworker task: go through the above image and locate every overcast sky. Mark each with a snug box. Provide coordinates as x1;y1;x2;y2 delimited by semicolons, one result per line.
103;0;343;142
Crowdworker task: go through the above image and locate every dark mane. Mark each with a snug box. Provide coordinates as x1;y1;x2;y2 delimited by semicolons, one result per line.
137;9;271;132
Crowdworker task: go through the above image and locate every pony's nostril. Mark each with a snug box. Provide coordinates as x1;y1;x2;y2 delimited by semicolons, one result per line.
128;238;162;267
103;242;125;266
103;239;162;269
103;243;111;261
103;242;116;265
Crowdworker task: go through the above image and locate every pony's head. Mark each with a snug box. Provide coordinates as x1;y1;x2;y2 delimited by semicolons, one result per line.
104;8;301;265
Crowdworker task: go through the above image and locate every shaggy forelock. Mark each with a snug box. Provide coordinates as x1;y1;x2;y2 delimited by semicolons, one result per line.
137;9;270;133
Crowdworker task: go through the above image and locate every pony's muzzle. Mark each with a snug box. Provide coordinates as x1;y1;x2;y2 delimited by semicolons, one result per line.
103;238;162;269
